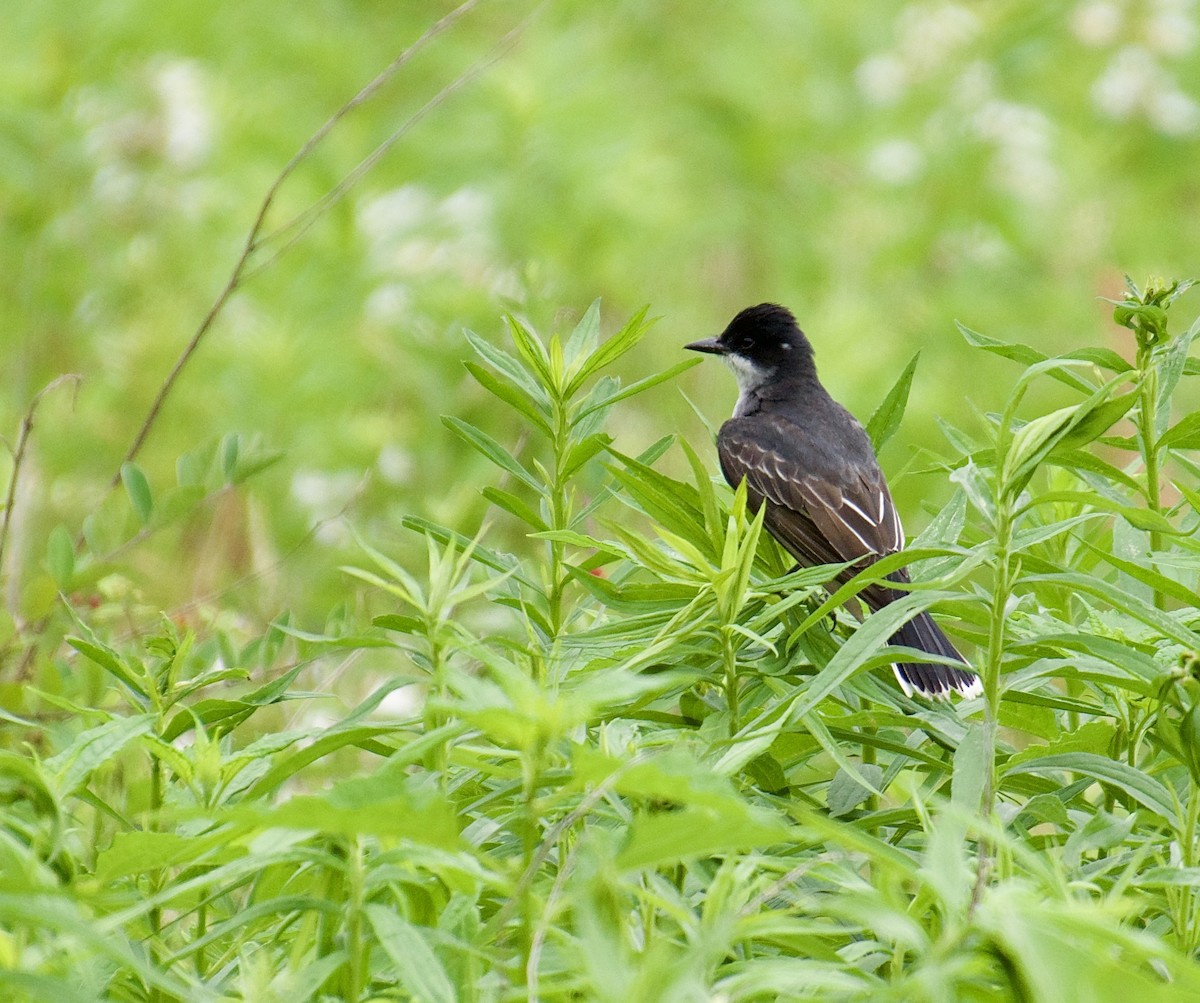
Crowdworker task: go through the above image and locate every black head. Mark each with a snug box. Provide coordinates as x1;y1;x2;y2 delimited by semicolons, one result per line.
685;303;814;374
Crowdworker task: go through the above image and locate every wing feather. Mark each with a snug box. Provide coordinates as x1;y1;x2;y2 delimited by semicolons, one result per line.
717;418;905;608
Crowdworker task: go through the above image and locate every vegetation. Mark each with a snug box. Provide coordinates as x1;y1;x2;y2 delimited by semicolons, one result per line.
4;3;1200;1001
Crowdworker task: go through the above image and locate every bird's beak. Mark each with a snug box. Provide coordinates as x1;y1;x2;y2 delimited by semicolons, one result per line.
684;336;727;355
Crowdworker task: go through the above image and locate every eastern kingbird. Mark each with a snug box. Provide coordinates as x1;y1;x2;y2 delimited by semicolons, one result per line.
686;303;981;699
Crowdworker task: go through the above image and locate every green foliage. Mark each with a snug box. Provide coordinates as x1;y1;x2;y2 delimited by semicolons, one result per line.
4;296;1200;1000
5;4;1200;997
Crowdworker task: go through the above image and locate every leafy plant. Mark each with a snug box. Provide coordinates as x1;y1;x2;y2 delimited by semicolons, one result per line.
4;295;1200;1001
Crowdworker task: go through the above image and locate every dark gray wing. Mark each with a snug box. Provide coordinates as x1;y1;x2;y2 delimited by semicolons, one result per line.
717;417;904;606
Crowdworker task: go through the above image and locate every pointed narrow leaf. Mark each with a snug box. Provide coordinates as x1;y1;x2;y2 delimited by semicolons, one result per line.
67;636;147;697
1003;752;1179;827
952;721;988;814
481;486;547;530
120;463;153;523
1155;312;1200;435
564;298;602;366
464;361;551;435
1054;387;1140;452
1023;570;1200;648
366;907;456;1003
441;416;540;491
46;715;156;795
465;330;544;397
401;516;543;594
505;315;555;389
866;352;919;451
1081;540;1199;606
786;590;966;719
565;307;652;396
1063;347;1134;373
957;322;1093;392
576;357;702;420
1157;411;1200;451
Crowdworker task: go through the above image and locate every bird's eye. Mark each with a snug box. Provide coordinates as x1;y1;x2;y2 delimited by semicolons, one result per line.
740;336;755;350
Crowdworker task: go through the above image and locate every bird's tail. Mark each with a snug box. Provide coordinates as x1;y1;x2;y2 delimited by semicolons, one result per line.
889;611;981;699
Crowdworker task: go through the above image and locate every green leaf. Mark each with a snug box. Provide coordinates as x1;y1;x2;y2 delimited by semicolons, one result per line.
1022;570;1200;649
1054;387;1139;452
465;329;544;398
565;306;653;397
784;589;967;720
95;830;243;883
865;352;919;452
481;485;547;530
44;715;156;796
1155;310;1200;435
952;720;988;815
1003;752;1180;827
239;769;461;842
1063;346;1134;373
67;635;147;697
1079;540;1199;607
464;360;552;436
120;462;153;523
1017;793;1071;829
1002;376;1127;497
366;907;457;1003
563;298;602;366
1157;411;1200;451
974;883;1200;1002
1016;491;1177;535
827;763;884;817
957;323;1094;393
46;525;75;588
574;357;702;420
562;432;612;479
400;516;543;594
617;805;794;870
505;314;556;390
372;613;423;634
441;415;541;491
1006;721;1113;770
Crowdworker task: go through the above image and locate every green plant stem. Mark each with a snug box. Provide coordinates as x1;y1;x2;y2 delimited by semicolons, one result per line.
147;753;164;1003
546;399;571;638
971;502;1015;913
722;629;740;737
862;731;879;823
344;839;365;1003
425;628;450;785
1181;781;1200;953
518;748;543;986
1138;357;1166;609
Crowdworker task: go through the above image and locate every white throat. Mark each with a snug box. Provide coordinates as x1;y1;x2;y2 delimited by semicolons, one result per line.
726;355;774;417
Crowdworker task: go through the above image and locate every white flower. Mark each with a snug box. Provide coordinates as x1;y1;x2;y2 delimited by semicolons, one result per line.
1071;1;1123;46
855;54;908;106
1145;8;1198;56
1091;45;1161;119
866;139;924;184
1149;87;1200;133
896;2;980;69
153;59;213;169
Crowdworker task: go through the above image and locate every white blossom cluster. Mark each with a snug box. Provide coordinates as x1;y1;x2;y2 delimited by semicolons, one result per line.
356;185;518;327
71;58;214;213
854;0;1200;206
856;3;1060;206
1076;0;1200;134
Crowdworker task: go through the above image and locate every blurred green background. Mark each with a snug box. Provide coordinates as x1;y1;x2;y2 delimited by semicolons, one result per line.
4;0;1199;628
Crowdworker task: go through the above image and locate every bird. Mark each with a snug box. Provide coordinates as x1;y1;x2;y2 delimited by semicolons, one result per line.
685;303;981;699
